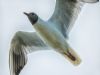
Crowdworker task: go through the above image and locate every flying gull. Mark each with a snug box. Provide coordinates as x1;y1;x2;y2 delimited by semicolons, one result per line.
9;0;99;75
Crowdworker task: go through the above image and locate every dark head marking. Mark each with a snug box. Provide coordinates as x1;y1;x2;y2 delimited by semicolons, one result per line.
24;12;38;25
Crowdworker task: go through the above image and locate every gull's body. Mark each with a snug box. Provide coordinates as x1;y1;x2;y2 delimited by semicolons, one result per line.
9;0;99;75
33;18;81;64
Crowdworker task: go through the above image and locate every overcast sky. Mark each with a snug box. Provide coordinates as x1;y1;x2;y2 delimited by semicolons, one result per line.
0;0;100;75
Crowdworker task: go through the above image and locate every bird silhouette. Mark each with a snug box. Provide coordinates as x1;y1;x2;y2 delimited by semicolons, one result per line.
9;0;99;75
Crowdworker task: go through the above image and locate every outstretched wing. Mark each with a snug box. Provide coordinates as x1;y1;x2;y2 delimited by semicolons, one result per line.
48;0;98;38
9;31;49;75
48;0;83;38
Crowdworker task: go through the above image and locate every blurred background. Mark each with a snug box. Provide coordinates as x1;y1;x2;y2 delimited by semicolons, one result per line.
0;0;100;75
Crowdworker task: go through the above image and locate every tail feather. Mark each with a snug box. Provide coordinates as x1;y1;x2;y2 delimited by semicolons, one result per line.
61;46;81;66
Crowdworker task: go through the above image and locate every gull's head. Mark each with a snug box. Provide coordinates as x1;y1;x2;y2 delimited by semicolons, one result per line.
24;12;38;25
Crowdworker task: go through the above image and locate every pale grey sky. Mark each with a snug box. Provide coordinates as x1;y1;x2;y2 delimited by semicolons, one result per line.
0;0;100;75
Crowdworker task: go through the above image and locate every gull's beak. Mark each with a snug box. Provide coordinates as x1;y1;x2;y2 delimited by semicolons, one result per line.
23;12;29;16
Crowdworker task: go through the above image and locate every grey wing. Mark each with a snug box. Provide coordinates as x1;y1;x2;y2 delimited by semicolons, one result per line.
48;0;84;38
9;31;49;75
48;0;98;38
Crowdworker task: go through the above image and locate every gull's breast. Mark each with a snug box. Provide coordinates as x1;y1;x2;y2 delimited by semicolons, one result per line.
33;21;67;50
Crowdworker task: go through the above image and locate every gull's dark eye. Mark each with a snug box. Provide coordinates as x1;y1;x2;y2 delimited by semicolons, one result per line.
31;13;35;15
